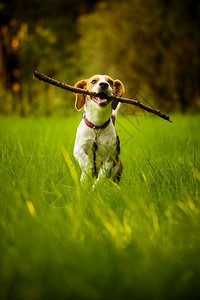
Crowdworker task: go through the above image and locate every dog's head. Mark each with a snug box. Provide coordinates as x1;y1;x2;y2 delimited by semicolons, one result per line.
74;75;124;111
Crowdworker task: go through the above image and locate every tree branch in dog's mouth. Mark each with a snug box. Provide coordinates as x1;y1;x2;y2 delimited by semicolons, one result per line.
33;71;173;123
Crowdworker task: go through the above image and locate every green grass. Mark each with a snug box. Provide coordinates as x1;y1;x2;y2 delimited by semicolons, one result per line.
0;114;200;300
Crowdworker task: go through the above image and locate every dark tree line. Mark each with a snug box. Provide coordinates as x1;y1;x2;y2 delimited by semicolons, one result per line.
78;0;200;112
0;0;200;115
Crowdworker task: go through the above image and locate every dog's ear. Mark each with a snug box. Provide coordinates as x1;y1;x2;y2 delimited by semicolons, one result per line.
112;79;125;110
74;80;87;110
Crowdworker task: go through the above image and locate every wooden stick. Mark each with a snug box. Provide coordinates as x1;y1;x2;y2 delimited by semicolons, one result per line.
33;71;172;123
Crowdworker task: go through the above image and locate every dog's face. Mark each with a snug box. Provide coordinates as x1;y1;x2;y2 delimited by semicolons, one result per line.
74;75;124;111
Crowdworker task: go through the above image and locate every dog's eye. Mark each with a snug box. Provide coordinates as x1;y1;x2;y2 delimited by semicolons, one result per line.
91;80;97;84
108;80;113;85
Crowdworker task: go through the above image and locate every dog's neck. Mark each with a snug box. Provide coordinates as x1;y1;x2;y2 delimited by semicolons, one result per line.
84;98;112;126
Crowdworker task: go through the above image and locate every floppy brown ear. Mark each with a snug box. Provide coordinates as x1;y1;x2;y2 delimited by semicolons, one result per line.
112;79;125;110
74;80;87;110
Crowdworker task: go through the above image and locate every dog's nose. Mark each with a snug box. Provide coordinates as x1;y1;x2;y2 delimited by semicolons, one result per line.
99;82;109;89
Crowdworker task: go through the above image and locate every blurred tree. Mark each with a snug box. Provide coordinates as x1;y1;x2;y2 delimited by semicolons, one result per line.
0;0;200;115
0;0;97;116
77;0;200;111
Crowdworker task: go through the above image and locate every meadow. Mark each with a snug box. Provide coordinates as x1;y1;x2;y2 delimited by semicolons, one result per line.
0;114;200;300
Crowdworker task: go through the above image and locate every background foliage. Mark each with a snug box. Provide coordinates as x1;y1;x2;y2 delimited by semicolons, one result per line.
0;0;200;115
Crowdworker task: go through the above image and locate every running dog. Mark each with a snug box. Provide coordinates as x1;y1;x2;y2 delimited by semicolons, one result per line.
73;75;124;188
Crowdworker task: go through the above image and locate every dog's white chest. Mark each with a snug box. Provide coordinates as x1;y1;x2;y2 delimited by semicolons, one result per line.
75;121;116;157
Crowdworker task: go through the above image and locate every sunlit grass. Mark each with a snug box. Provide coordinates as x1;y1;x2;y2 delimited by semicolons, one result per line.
0;115;200;299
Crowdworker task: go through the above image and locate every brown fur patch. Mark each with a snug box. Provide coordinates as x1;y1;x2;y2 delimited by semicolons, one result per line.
86;75;100;91
74;79;87;110
112;79;125;110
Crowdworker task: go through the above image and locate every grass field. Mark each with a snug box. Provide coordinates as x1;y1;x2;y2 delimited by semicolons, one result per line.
0;114;200;300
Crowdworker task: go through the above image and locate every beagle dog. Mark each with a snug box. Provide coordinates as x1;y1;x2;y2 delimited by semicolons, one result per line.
73;75;124;188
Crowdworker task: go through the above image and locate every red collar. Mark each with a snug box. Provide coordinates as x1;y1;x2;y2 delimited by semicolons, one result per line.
83;114;111;130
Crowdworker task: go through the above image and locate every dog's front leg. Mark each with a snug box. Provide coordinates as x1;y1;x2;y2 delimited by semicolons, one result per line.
74;146;93;184
92;159;113;189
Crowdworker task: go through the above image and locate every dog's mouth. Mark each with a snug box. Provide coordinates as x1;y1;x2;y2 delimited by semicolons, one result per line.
90;96;110;107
